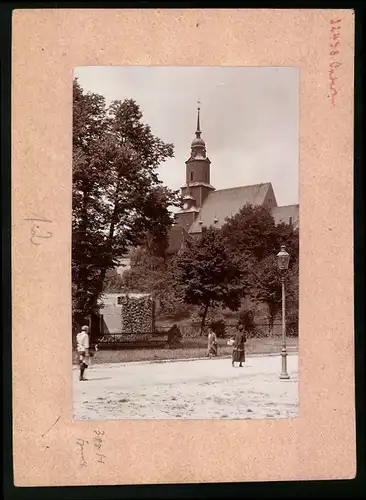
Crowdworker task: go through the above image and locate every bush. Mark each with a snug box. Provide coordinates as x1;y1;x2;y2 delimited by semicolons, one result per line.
209;318;226;338
286;308;299;337
187;309;228;338
207;311;226;338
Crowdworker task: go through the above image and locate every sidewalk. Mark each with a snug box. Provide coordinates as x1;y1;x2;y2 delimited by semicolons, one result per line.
73;354;298;420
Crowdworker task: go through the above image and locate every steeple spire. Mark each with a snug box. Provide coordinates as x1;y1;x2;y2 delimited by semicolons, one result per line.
196;101;201;137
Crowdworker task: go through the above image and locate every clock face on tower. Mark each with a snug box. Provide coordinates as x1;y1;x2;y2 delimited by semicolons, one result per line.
183;202;188;210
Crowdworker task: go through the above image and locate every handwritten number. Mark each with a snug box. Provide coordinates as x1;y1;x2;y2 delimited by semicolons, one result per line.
94;429;105;436
97;454;106;464
77;438;89;446
26;216;53;245
328;19;342;107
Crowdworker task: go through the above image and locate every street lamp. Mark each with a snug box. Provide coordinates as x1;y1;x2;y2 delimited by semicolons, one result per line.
277;245;290;380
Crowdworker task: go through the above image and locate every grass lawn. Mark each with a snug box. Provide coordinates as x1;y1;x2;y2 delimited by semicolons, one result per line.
73;336;299;365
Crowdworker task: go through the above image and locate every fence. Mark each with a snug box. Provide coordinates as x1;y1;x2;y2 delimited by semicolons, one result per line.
96;320;298;345
155;322;297;338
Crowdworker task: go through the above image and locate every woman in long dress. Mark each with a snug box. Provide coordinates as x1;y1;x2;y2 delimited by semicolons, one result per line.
232;325;246;367
207;330;218;357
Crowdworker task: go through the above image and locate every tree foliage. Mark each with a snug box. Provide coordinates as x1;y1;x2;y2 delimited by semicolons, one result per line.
250;255;283;334
72;79;178;324
222;203;278;262
113;248;190;320
222;203;299;335
173;228;249;334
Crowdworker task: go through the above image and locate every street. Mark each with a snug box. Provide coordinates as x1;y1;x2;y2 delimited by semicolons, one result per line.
73;354;298;420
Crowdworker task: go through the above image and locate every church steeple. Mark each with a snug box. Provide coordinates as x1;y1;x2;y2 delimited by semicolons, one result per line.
175;104;215;230
190;103;207;159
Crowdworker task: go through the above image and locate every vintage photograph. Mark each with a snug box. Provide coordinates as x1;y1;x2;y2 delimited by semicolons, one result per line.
72;66;299;420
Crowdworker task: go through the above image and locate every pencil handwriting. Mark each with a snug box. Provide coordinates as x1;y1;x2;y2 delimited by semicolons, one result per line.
76;438;89;467
25;216;53;245
93;429;106;465
41;415;61;438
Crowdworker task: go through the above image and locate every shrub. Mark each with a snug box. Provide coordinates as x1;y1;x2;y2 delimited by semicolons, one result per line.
209;318;226;338
286;308;299;337
207;311;226;338
187;309;228;338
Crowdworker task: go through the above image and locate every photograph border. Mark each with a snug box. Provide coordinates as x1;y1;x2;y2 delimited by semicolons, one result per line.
3;3;363;494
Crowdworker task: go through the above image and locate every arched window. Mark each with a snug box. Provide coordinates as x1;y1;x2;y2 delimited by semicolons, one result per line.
190;171;194;181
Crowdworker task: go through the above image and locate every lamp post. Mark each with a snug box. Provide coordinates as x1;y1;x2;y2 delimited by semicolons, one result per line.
277;245;290;380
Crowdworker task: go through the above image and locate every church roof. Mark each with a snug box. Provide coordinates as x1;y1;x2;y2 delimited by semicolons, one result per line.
189;182;273;233
271;204;299;228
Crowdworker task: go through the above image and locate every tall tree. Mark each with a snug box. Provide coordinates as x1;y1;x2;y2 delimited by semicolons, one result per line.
72;79;178;325
250;255;282;335
173;228;248;334
222;203;278;262
222;204;299;334
249;226;299;335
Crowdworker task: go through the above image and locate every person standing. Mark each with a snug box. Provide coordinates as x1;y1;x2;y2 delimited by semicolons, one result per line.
207;329;218;357
76;325;90;381
167;324;181;349
232;324;246;367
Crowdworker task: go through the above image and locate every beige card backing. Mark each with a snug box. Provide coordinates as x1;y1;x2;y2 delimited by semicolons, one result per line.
12;8;355;486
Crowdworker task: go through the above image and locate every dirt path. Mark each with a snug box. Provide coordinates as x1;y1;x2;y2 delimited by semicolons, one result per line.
73;354;298;420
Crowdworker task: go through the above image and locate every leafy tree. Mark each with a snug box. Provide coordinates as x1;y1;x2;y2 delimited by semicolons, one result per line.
72;79;178;325
250;250;299;336
274;223;299;263
173;227;249;334
250;255;282;335
285;259;299;335
222;203;278;262
222;205;299;336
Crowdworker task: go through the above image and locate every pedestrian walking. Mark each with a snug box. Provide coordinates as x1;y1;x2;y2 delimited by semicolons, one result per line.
76;325;90;381
232;325;246;367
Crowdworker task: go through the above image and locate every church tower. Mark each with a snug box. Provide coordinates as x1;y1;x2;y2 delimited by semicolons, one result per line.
181;104;215;210
174;105;215;231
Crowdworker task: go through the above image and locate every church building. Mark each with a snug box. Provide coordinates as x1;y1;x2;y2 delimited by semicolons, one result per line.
167;106;299;255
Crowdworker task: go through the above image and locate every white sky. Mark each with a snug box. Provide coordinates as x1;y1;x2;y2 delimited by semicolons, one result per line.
74;66;299;207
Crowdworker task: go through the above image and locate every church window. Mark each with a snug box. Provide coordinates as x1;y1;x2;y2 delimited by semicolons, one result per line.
190;171;194;181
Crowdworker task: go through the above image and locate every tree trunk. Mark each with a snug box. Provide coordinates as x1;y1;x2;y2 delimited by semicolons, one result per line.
268;321;274;337
74;184;90;319
200;301;210;336
267;311;274;337
90;180;121;311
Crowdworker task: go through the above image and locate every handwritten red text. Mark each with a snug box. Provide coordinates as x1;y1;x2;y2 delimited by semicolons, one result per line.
328;18;342;106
